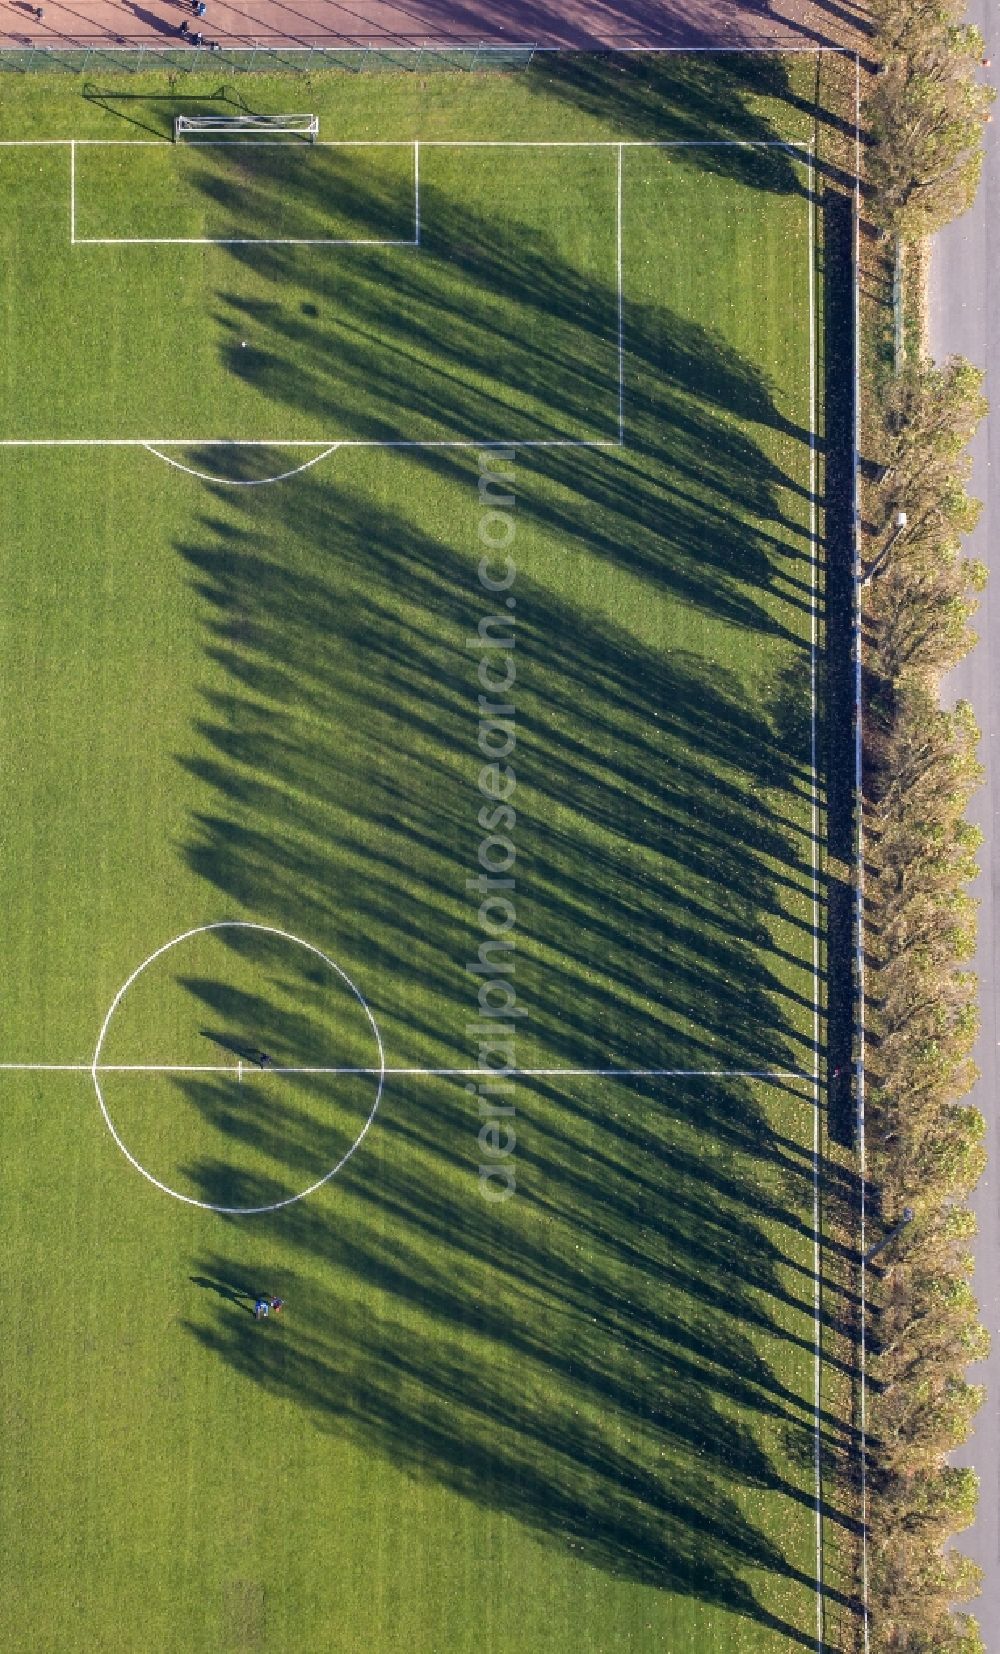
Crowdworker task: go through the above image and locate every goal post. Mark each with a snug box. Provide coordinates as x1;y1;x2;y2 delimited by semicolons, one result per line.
173;113;319;143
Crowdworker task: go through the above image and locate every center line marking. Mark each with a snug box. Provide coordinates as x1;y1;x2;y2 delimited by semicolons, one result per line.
0;1062;809;1079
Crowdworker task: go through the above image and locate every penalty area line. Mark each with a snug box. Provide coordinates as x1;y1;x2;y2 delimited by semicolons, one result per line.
73;236;419;247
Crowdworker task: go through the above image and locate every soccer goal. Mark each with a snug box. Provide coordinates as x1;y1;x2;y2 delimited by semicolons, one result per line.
173;113;319;143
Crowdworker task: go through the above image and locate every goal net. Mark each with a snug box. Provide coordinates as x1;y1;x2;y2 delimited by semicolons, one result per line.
173;113;319;143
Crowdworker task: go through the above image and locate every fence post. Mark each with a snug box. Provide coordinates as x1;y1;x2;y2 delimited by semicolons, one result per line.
135;44;145;73
470;43;481;71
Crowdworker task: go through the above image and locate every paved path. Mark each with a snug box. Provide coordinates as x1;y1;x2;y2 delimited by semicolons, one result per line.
0;0;868;49
928;2;999;1643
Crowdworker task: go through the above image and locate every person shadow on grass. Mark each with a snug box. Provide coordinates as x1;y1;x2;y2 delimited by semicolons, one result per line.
200;1030;273;1069
190;1275;260;1316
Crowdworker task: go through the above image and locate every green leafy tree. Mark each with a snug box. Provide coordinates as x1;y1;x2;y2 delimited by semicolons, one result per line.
869;20;994;235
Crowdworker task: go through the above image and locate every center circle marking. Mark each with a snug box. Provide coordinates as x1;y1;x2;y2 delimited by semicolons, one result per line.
91;921;385;1215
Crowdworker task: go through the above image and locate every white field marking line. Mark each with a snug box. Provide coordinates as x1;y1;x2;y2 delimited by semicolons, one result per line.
0;439;619;450
807;145;824;1654
71;140;416;149
852;49;870;1654
75;238;417;247
69;137;75;245
0;138;810;149
414;138;420;247
0;1062;809;1079
616;144;624;446
143;442;342;486
0;140;412;149
406;140;808;149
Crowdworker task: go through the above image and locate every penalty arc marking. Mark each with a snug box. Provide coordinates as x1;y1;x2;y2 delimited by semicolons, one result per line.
142;442;343;486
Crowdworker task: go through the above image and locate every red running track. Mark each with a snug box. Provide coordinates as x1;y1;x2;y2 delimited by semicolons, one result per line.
0;0;872;52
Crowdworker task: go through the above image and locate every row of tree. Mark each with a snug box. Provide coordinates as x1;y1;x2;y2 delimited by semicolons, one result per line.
869;0;994;235
862;335;990;1652
858;7;994;1644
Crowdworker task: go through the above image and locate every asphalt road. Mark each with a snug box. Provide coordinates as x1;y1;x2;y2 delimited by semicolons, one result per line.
927;2;999;1640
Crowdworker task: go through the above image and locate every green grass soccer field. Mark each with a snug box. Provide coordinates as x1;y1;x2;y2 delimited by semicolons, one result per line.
0;55;848;1653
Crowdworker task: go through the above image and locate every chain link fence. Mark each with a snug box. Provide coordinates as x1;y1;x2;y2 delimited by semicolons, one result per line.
0;42;537;74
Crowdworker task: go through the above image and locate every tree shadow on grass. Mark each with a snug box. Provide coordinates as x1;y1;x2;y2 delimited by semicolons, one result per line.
179;1072;859;1645
536;50;808;188
167;466;857;1635
532;49;865;160
173;478;816;1075
190;136;817;647
165;102;859;1642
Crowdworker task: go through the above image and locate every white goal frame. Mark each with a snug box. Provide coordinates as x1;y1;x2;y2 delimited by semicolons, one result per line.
173;113;319;143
